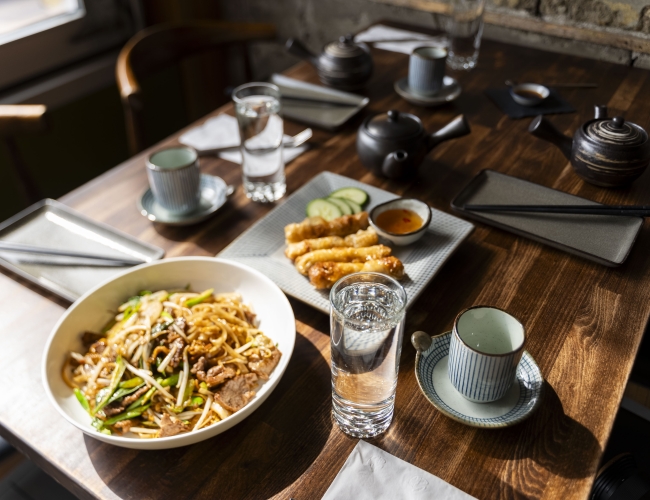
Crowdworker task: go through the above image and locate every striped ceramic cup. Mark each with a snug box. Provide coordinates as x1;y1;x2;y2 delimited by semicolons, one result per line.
408;46;448;96
146;146;201;214
448;306;525;403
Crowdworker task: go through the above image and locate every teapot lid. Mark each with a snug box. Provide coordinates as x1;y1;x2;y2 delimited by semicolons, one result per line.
324;34;367;60
586;116;647;148
365;110;422;139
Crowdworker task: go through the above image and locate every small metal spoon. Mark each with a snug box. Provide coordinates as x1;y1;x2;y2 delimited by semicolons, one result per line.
197;128;313;156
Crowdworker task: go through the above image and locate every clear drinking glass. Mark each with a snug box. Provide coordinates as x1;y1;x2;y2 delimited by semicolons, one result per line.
330;272;407;438
444;0;485;71
232;82;286;203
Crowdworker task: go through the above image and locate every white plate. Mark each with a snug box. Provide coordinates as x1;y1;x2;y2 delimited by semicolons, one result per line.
42;257;296;450
218;172;474;313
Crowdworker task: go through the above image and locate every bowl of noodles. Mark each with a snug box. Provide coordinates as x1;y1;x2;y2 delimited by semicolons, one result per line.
42;257;295;450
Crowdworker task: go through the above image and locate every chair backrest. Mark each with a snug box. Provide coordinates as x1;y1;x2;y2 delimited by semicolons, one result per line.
116;21;277;155
0;104;47;204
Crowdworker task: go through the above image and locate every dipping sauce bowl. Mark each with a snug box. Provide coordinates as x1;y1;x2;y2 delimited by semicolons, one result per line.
370;198;431;245
509;83;550;107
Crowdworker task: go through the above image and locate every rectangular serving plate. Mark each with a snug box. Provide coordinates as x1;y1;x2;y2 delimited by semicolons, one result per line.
0;199;165;301
450;169;644;267
218;172;474;313
271;74;369;131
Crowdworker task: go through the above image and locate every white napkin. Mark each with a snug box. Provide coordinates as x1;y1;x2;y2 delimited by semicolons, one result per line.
355;24;438;43
179;114;308;165
322;441;477;500
374;39;448;54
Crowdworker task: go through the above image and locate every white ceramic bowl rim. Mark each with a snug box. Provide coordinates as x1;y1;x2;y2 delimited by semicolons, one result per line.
41;256;295;448
452;305;526;356
510;83;550;99
369;198;432;237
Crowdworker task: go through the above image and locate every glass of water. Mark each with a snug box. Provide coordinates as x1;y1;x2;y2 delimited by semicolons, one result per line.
232;82;286;203
444;0;485;71
330;272;407;438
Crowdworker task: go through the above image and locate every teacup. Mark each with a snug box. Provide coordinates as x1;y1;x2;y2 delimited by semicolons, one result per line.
408;46;448;96
448;306;525;403
146;146;201;214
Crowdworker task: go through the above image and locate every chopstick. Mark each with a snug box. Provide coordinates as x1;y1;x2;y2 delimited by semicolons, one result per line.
281;95;359;107
0;242;147;266
464;204;650;217
547;83;598;88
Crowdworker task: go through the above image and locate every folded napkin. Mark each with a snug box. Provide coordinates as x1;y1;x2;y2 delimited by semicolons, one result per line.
355;24;439;43
355;24;448;54
322;441;477;500
179;114;308;164
485;88;575;119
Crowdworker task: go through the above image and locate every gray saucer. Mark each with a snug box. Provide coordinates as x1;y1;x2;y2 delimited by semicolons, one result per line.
394;76;461;107
138;174;233;226
415;332;544;428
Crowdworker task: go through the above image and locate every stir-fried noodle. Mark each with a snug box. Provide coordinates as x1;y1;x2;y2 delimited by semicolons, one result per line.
63;289;281;438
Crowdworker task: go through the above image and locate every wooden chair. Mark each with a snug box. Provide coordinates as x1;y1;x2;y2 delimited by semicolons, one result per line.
0;105;47;205
116;21;277;156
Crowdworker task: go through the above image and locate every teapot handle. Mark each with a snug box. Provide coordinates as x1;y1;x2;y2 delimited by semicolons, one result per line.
285;38;317;63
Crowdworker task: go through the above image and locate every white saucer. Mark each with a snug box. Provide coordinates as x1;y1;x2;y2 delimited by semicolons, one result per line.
394;76;462;107
414;332;544;428
138;174;234;226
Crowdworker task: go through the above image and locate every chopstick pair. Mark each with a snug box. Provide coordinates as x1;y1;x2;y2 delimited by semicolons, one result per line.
0;242;147;266
464;204;650;217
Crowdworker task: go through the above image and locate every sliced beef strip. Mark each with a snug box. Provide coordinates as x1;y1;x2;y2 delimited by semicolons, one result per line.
102;401;125;417
169;337;185;368
214;373;258;412
248;349;282;380
113;419;134;434
191;356;207;375
81;331;103;348
122;385;149;406
159;413;190;437
191;357;236;387
204;365;236;388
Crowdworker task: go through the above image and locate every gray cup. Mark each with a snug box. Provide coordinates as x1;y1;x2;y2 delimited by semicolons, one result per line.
146;146;201;215
408;46;448;96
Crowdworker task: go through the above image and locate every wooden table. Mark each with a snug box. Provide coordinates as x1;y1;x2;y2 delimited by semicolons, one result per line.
2;25;650;500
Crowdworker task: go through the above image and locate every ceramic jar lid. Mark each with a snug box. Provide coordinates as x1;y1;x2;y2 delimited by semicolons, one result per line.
365;110;423;140
586;116;648;147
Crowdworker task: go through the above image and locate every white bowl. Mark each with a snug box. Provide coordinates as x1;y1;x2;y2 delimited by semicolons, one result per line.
509;83;550;107
369;198;432;246
42;257;295;450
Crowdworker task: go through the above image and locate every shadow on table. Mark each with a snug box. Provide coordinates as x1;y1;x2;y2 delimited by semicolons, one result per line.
473;382;601;480
85;330;332;500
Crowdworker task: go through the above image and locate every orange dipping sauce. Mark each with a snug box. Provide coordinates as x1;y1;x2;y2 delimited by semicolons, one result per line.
374;208;424;234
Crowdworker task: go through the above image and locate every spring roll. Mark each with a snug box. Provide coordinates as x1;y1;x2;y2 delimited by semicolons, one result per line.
284;212;369;243
295;244;391;275
284;227;378;261
308;257;405;289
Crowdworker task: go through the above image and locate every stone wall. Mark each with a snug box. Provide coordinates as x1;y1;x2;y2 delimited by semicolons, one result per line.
219;0;650;77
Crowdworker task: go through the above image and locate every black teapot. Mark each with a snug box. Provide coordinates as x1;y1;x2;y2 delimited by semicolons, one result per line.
357;110;471;179
285;35;373;90
529;105;650;187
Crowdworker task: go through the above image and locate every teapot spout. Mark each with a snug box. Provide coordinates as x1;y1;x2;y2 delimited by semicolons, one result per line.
285;38;319;66
382;150;410;179
528;116;572;160
426;115;471;151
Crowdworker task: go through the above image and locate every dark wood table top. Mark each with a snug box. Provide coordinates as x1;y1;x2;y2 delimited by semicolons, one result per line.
2;25;650;500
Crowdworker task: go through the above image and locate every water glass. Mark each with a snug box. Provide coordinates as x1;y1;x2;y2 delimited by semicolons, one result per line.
444;0;485;71
330;272;407;438
232;82;286;203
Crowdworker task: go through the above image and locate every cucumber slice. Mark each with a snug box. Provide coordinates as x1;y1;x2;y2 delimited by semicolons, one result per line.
330;187;369;207
340;198;362;214
306;198;343;221
326;197;353;215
